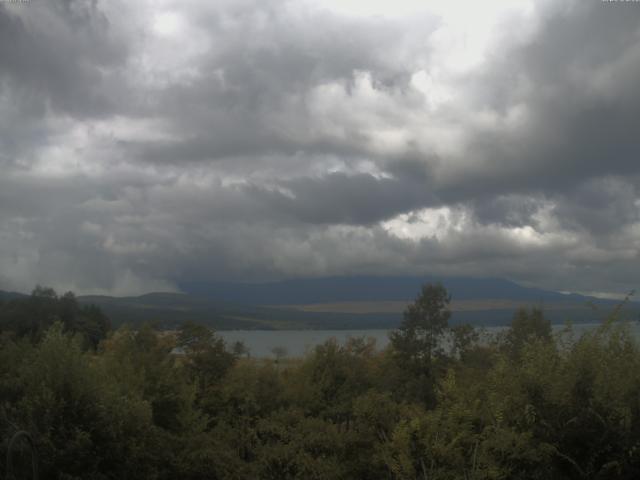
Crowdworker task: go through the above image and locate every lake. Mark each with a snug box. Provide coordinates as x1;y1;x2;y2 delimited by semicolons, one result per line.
218;322;640;358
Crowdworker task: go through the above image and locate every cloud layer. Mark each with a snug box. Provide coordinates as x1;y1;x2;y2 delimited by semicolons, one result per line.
1;0;639;296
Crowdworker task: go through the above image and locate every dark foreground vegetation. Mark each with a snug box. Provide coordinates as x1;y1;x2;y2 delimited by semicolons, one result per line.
1;285;639;479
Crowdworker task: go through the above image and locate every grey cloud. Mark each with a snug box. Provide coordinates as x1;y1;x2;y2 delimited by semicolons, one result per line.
0;2;127;117
1;0;640;296
551;177;640;236
470;195;543;228
123;132;367;165
0;1;130;172
457;1;640;193
245;172;437;225
130;2;438;162
420;1;640;248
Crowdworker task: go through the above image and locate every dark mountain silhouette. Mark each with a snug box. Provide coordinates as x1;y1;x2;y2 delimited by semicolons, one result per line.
1;276;633;330
178;275;599;305
0;290;28;301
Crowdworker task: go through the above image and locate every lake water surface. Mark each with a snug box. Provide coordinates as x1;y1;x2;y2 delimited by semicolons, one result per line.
218;322;640;358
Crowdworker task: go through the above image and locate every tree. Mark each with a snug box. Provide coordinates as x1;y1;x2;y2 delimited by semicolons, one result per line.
503;307;552;357
390;283;451;366
6;323;160;478
450;323;479;361
271;346;288;365
232;340;250;358
177;321;237;392
0;287;110;347
388;283;451;405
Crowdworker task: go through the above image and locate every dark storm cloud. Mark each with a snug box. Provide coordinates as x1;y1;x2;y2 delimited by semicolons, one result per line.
1;0;639;296
0;0;129;173
469;195;542;229
0;1;127;116
118;0;440;167
245;172;437;225
552;177;640;236
424;0;640;267
123;133;367;165
455;1;640;195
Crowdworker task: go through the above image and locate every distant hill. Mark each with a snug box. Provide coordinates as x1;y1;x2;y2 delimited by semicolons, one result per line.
0;290;28;302
1;276;635;330
178;276;603;305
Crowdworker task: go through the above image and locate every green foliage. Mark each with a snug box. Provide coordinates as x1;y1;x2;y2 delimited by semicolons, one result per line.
2;286;640;479
388;283;452;406
451;323;481;361
2;323;158;479
501;307;552;358
390;283;452;365
0;286;110;347
177;320;238;404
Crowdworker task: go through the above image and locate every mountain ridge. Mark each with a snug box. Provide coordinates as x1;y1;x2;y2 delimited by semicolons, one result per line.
1;276;634;330
178;275;612;305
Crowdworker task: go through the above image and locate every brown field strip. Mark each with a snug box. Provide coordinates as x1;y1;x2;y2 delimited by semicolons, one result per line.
271;300;586;314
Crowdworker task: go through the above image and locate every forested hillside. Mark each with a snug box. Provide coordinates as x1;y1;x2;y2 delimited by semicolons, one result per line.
3;275;633;331
1;286;639;479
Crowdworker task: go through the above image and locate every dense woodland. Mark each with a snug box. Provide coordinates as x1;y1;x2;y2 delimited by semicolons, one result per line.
1;285;639;479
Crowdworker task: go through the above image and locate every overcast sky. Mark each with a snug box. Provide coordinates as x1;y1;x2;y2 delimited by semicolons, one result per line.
1;0;639;297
